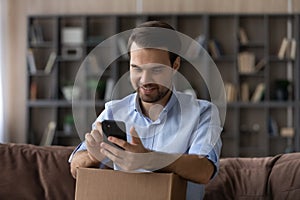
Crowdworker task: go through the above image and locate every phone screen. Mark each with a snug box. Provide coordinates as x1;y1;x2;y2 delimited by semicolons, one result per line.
102;120;127;141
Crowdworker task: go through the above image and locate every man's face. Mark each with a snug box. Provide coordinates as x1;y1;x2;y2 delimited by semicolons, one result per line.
129;43;176;104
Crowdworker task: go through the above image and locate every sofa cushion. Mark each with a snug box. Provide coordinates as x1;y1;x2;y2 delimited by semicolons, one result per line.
269;152;300;200
0;143;75;200
204;155;280;200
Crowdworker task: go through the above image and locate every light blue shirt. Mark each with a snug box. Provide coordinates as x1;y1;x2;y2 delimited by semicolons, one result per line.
70;89;222;200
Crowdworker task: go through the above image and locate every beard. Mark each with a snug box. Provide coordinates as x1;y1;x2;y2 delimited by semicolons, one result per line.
137;83;171;103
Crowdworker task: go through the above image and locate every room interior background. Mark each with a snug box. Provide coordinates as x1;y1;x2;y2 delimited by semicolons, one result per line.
2;0;300;143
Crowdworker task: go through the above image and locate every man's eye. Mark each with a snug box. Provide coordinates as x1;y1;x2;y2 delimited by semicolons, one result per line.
133;67;142;72
152;68;163;73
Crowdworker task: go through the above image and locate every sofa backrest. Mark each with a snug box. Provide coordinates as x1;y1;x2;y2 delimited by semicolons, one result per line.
2;143;300;200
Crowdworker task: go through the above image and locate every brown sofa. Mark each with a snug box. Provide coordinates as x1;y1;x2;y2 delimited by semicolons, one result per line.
204;152;300;200
1;143;300;200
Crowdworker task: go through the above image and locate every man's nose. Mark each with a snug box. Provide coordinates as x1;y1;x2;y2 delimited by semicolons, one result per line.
140;70;153;84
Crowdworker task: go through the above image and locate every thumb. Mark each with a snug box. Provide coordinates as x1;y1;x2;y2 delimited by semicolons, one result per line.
130;127;142;144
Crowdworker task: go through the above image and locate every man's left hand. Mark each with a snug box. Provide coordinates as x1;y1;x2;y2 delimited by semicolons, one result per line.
100;127;151;171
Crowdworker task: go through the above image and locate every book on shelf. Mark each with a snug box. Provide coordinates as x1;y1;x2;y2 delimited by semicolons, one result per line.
254;58;266;72
44;51;57;74
30;81;37;100
27;48;37;74
251;83;265;102
277;37;297;60
29;23;44;44
280;127;294;138
27;49;57;75
268;117;278;137
239;28;249;45
208;39;222;59
289;38;297;60
238;52;255;74
277;37;289;60
225;82;237;103
39;121;56;146
240;82;249;102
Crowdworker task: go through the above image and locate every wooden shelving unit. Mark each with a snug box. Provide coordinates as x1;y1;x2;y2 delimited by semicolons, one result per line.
26;14;299;157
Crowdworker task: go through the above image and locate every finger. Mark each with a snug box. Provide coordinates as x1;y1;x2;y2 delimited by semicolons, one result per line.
91;129;103;143
101;142;124;158
85;133;97;146
108;136;130;150
96;122;103;134
100;145;123;164
130;127;142;144
71;167;77;179
70;163;78;179
88;151;100;163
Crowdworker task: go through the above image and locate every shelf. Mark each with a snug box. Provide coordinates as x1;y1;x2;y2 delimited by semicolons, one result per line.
269;136;288;140
29;42;56;48
57;56;83;62
212;55;235;62
226;102;239;108
221;135;238;140
239;147;267;156
28;70;51;76
239;42;265;48
56;131;80;138
235;102;267;108
27;100;105;107
269;56;296;62
232;101;296;108
239;72;265;77
267;101;296;107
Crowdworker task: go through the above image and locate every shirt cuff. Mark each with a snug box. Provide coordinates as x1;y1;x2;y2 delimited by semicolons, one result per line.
68;141;87;163
188;143;221;179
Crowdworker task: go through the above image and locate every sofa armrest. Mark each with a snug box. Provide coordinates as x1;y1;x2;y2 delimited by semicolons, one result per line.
0;143;76;200
269;153;300;200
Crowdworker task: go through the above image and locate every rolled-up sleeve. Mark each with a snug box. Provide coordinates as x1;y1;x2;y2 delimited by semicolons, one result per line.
188;102;223;178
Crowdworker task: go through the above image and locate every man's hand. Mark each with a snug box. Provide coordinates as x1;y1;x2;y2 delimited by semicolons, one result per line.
85;122;106;162
100;127;180;172
70;122;106;179
107;127;149;153
70;150;100;179
100;127;150;171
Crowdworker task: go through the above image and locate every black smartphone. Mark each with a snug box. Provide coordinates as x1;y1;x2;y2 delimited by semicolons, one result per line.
101;120;127;142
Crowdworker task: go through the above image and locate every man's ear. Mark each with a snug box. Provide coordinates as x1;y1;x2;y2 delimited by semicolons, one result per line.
172;56;180;71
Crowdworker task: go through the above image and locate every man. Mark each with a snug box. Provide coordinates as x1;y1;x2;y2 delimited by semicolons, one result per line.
69;21;222;199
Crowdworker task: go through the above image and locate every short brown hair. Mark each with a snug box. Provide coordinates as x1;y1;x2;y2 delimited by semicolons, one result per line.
127;21;181;65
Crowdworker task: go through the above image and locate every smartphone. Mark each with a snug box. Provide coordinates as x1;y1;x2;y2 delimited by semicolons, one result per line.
101;120;127;142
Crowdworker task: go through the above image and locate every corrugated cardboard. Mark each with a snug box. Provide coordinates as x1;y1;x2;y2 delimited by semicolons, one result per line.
75;168;187;200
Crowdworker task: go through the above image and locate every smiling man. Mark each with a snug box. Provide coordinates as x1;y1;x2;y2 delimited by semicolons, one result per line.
69;21;222;200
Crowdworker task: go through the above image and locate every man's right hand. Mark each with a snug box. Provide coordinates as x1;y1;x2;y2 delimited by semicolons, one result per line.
70;150;100;179
70;122;106;178
85;122;107;162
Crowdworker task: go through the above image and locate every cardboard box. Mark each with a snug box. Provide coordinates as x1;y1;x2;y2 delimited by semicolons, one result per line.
75;168;187;200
